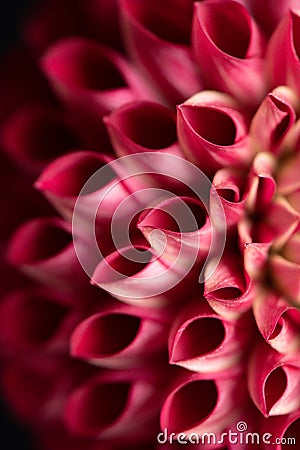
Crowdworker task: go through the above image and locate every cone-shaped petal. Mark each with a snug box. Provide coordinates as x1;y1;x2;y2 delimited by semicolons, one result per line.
64;369;163;441
267;11;300;99
177;91;250;175
212;168;246;228
1;104;83;175
253;288;300;354
168;297;252;372
160;368;246;438
260;408;300;450
204;250;253;317
70;299;169;368
120;0;202;104
248;340;300;417
250;86;296;154
104;101;180;157
192;1;266;106
138;196;211;269
0;287;82;354
7;217;88;291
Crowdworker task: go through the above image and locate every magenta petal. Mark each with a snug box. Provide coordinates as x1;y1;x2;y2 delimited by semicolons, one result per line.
120;0;202;104
252;0;300;37
250;86;296;154
7;217;87;291
204;250;253;317
277;148;300;198
0;287;82;354
104;100;180;157
254;289;300;355
64;369;162;441
267;10;300;99
160;369;246;437
0;104;82;175
192;1;266;106
212;168;246;227
248;340;300;417
177;91;250;175
70;300;169;368
168;297;251;372
260;409;300;450
269;248;300;305
91;245;183;307
138;196;211;268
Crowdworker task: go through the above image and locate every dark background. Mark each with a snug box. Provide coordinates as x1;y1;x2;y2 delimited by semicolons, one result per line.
0;2;40;449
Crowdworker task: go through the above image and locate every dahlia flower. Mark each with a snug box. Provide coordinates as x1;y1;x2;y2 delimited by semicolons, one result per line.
1;1;300;449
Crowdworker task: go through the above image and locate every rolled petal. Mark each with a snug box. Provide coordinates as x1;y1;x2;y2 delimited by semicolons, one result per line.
160;368;246;438
212;168;246;227
64;369;163;441
253;288;300;354
267;10;300;99
1;356;92;425
7;217;88;291
177;91;250;175
104;101;180;157
248;339;300;417
0;287;81;354
269;252;300;304
91;245;190;307
120;0;202;104
260;408;300;450
251;0;300;37
245;152;276;215
40;37;144;143
249;86;297;154
192;1;266;106
70;299;169;368
1;104;83;175
168;297;252;372
204;250;254;317
137;196;211;268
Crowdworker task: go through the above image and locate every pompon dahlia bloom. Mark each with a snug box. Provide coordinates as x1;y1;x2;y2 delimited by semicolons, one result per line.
1;0;300;449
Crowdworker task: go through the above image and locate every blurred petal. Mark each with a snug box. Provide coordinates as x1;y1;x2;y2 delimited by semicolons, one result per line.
192;1;266;106
120;0;202;104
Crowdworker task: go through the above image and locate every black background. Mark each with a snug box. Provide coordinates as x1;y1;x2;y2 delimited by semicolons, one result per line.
0;2;40;449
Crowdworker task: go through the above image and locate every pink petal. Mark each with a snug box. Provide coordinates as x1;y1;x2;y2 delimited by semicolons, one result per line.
91;245;187;307
104;101;180;157
1;356;92;425
7;217;88;291
64;369;162;441
204;250;254;317
212;168;246;227
120;0;202;104
0;287;82;354
177;91;250;175
192;1;266;106
251;0;300;37
250;86;296;154
277;147;300;197
137;196;211;268
245;152;276;215
168;297;252;372
269;253;300;305
1;104;82;175
160;368;246;437
253;288;300;354
70;299;169;368
260;408;300;450
40;37;143;143
248;340;300;417
267;10;300;98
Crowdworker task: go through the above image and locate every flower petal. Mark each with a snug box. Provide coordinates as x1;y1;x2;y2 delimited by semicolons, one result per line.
177;91;250;175
192;1;266;105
